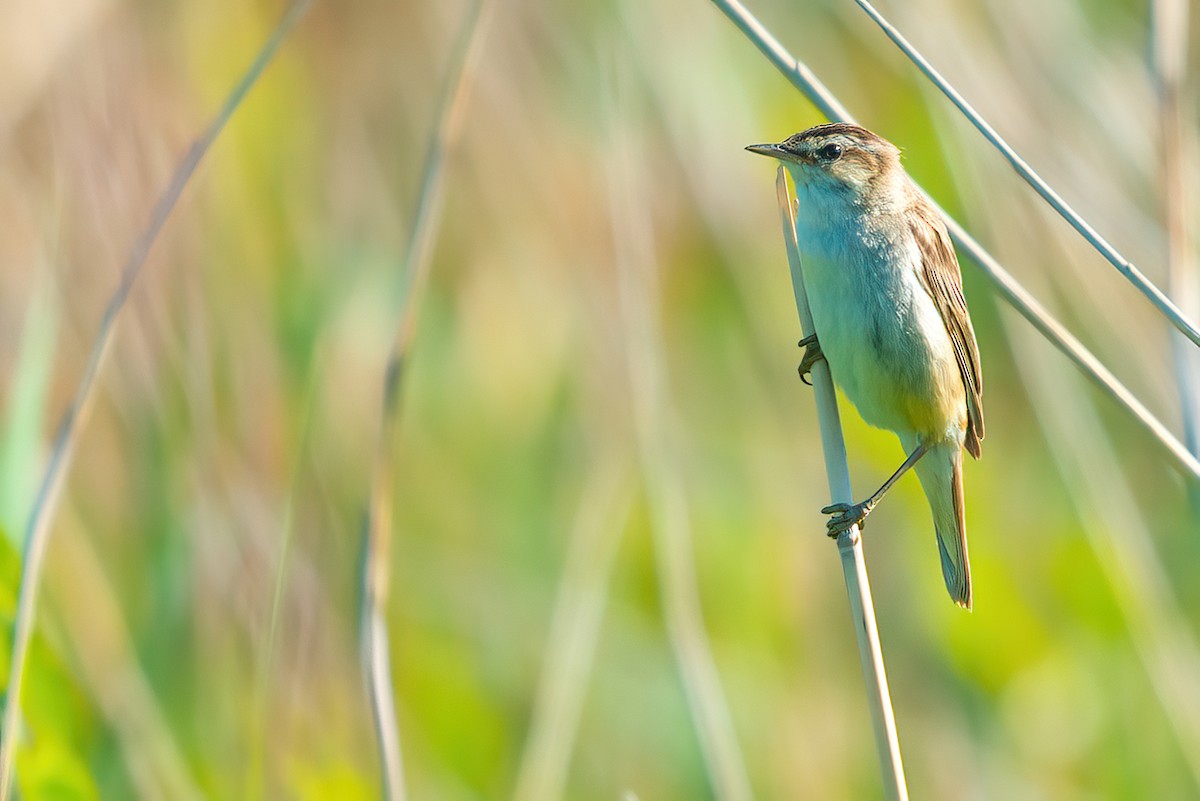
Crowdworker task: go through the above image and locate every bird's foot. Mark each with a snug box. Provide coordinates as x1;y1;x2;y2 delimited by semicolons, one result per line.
821;500;875;538
798;334;825;386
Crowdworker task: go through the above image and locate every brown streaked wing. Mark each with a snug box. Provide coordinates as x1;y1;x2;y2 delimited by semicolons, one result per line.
909;198;985;458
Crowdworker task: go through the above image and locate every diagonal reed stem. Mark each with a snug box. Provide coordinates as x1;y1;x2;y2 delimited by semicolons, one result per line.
707;0;1200;483
774;168;908;801
360;3;490;799
0;2;313;797
851;0;1200;350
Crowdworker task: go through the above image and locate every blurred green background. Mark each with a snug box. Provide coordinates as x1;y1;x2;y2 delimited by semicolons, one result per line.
1;0;1199;798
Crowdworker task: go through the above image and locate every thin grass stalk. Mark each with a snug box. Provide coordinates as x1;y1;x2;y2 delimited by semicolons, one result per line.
50;529;205;801
0;2;313;796
852;0;1200;349
513;455;633;801
245;348;324;801
1152;0;1200;473
608;70;752;801
360;3;490;799
773;169;908;800
707;0;1200;483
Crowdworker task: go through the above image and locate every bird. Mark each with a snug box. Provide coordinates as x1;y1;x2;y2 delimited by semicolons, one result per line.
747;122;984;609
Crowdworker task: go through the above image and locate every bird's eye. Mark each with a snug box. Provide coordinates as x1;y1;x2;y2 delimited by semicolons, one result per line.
817;143;843;161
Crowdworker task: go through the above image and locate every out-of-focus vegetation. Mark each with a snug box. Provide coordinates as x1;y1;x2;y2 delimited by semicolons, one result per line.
1;0;1198;798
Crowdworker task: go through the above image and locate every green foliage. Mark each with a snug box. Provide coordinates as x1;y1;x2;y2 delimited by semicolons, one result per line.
0;535;98;800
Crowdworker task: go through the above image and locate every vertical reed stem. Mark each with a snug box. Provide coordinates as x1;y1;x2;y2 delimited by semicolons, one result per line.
773;168;908;801
360;3;490;798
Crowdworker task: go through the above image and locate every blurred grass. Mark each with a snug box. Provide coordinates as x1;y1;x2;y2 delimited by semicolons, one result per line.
0;0;1198;798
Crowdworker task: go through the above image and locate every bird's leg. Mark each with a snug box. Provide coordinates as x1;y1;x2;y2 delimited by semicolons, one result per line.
797;334;824;386
823;442;930;537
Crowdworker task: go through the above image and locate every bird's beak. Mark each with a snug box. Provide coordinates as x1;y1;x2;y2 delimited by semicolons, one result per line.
745;142;796;162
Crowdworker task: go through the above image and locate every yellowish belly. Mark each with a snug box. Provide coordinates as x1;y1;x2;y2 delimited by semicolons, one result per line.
803;255;966;442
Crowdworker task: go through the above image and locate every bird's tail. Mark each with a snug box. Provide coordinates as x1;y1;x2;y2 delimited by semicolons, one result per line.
913;442;972;609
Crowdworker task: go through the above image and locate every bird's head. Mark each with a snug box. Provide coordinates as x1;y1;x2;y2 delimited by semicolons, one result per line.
747;123;902;207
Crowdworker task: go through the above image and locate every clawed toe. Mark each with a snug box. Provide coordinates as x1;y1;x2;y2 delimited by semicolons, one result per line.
821;500;873;537
797;334;824;386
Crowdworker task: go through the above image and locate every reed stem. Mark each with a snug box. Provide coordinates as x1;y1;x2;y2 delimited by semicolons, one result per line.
773;168;908;801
